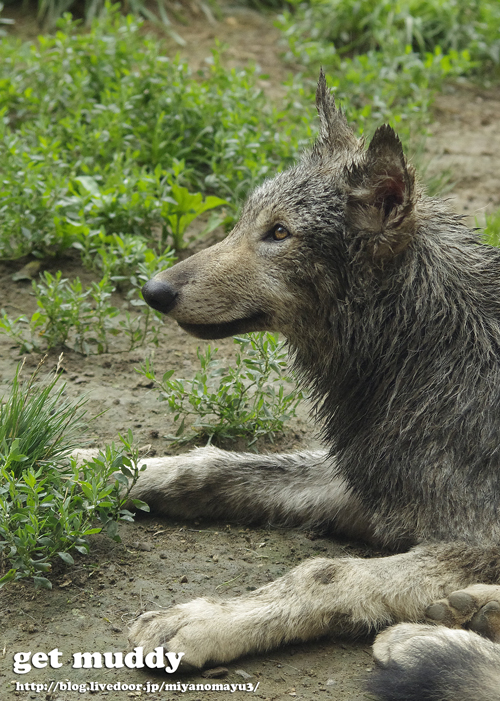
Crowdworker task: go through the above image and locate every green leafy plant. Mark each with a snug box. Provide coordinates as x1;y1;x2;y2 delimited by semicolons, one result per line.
138;332;303;447
0;272;117;354
0;361;150;588
280;0;500;65
66;163;228;253
0;269;165;354
282;26;473;147
0;438;149;590
72;228;175;288
278;0;500;151
159;177;228;250
0;6;306;261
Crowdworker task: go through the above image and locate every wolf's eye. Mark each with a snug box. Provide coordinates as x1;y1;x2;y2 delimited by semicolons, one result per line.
271;225;290;241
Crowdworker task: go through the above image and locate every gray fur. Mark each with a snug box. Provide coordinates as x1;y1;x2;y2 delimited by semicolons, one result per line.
132;72;500;696
371;624;500;701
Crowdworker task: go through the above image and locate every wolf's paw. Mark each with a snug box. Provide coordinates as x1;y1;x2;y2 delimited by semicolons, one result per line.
425;584;500;641
372;622;472;667
129;599;234;669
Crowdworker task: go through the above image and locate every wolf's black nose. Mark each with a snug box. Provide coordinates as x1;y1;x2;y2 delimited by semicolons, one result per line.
142;279;178;314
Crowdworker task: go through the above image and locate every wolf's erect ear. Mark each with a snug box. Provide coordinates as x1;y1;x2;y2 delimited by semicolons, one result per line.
313;69;358;157
345;124;416;263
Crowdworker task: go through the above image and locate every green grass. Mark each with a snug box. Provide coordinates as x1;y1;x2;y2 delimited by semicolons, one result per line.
2;0;496;267
0;5;308;262
0;362;149;588
0;358;87;476
278;0;499;145
1;0;181;30
0;4;311;354
483;210;500;248
280;0;500;66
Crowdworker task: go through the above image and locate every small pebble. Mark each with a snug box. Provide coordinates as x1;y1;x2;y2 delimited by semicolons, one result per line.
132;541;152;552
201;667;228;679
235;669;252;679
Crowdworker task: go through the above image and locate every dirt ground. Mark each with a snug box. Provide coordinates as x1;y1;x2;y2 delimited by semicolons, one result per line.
1;5;500;701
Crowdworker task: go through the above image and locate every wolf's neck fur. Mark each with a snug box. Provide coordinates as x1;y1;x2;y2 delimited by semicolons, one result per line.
290;219;500;544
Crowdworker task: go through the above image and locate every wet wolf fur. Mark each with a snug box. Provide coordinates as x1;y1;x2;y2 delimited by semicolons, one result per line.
129;72;500;699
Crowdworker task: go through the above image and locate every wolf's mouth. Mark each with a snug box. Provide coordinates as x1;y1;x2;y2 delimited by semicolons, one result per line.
178;313;269;339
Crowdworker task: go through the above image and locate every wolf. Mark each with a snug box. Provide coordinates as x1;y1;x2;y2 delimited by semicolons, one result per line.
128;71;500;699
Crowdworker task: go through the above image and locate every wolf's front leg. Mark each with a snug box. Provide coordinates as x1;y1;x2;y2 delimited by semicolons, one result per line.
129;446;370;539
129;544;492;668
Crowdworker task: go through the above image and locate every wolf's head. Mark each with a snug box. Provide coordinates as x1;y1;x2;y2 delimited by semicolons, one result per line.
142;70;418;341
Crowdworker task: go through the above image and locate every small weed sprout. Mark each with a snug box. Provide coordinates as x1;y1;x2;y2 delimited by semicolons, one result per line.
483;209;500;248
158;161;228;249
0;362;149;589
138;332;303;446
0;259;170;354
74;430;150;544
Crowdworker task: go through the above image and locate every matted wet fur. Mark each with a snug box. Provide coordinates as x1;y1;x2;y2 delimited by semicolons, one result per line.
129;71;500;699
